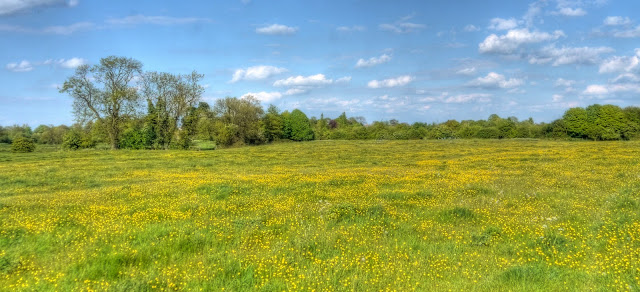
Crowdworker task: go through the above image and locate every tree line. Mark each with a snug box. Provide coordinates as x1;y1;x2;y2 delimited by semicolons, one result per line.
2;56;640;150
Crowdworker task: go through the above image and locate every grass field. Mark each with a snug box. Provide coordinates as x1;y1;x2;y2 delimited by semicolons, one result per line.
1;140;640;291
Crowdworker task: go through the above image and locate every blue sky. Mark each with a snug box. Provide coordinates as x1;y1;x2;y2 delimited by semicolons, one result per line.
1;0;640;126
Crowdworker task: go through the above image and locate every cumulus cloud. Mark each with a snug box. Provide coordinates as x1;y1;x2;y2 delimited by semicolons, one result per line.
256;24;298;35
379;14;425;34
523;0;546;27
599;49;640;74
367;75;414;88
230;65;287;83
379;22;425;34
583;84;609;95
581;84;640;96
49;57;87;68
242;91;283;103
443;93;492;104
456;67;477;75
6;60;34;72
555;78;575;88
603;16;632;26
612;73;640;83
420;92;491;104
273;74;333;87
464;25;480;32
553;7;586;16
284;88;307;95
552;94;564;102
6;57;86;72
529;45;614;66
0;0;78;15
488;18;518;30
355;54;391;68
337;25;365;32
479;28;565;54
336;76;352;83
468;72;523;89
613;26;640;38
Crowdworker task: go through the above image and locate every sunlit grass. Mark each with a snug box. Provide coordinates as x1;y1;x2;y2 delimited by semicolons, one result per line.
1;140;639;291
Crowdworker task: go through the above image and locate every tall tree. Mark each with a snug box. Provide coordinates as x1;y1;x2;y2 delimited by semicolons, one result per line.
213;96;265;146
141;71;204;149
262;104;284;142
60;56;143;149
285;109;314;141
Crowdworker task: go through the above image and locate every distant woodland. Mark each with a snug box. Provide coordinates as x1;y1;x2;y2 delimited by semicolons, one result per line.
3;56;640;150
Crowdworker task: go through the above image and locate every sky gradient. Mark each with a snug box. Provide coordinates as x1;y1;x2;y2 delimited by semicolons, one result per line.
1;0;640;126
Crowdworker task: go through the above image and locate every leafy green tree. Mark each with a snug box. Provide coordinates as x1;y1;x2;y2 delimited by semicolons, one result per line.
213;96;265;146
141;71;204;149
563;107;588;138
60;56;143;149
285;109;314;141
178;106;198;149
262;105;284;142
0;126;8;143
336;112;350;128
314;113;329;140
585;104;627;140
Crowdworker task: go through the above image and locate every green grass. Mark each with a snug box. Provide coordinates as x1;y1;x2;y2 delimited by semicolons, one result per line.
1;140;640;291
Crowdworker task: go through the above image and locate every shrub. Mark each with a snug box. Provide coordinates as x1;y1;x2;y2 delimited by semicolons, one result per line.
10;137;35;153
62;130;96;150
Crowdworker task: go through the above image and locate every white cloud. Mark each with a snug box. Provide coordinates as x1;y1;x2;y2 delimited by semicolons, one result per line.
273;74;333;87
336;76;352;83
555;78;575;88
603;16;632;26
608;83;640;93
367;75;414;88
106;15;212;26
242;91;283;103
456;67;477;75
583;84;608;95
582;83;640;96
488;18;518;30
56;57;87;69
6;57;87;72
613;25;640;38
443;93;492;104
599;49;640;74
0;0;77;15
523;0;546;27
337;25;365;32
379;15;425;34
464;25;480;32
41;21;94;35
612;73;640;83
256;24;298;35
469;72;524;89
284;88;307;95
554;7;587;16
529;45;614;66
552;94;564;102
479;28;565;54
230;65;287;83
6;60;34;72
355;54;391;68
379;22;425;34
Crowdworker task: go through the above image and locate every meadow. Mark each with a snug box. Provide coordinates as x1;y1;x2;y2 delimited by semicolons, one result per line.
1;140;639;291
